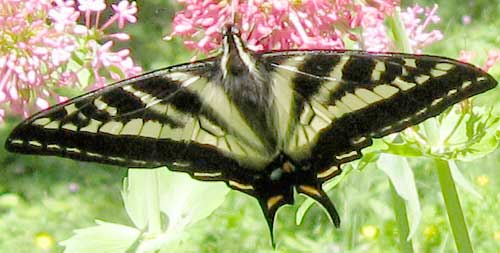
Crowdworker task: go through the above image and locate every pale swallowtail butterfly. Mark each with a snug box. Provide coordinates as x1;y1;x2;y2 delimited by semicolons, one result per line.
5;24;497;244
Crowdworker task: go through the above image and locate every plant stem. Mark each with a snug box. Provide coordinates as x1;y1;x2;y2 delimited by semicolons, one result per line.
146;169;162;234
434;159;473;253
390;180;414;253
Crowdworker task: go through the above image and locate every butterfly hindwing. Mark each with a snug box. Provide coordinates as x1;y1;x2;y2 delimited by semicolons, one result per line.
265;51;497;181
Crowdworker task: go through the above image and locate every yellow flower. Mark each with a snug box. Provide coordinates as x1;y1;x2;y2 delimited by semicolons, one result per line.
423;225;439;240
361;225;379;239
35;232;55;250
494;231;500;240
476;175;490;187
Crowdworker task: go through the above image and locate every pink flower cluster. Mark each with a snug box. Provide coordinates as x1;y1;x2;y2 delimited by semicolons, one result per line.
460;50;500;72
168;0;445;54
0;0;141;121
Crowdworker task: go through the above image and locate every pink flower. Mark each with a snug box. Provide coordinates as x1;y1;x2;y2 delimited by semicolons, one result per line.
459;50;476;63
78;0;106;12
0;0;141;121
458;50;500;72
462;15;472;25
483;50;500;71
111;1;138;28
168;1;447;54
399;4;443;53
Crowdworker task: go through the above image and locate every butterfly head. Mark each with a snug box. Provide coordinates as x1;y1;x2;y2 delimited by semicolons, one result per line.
220;23;257;79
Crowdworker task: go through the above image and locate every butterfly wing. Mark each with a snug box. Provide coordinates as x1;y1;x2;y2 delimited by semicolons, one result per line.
265;51;497;181
5;59;273;183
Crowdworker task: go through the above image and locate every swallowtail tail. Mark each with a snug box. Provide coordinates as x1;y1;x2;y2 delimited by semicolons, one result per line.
5;24;497;243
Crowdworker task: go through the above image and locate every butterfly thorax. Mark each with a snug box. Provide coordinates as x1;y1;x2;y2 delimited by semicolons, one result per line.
219;26;277;151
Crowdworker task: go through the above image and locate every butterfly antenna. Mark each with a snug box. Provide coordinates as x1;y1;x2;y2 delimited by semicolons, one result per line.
229;0;238;25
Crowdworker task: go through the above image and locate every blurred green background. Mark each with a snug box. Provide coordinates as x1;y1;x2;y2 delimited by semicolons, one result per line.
1;0;500;252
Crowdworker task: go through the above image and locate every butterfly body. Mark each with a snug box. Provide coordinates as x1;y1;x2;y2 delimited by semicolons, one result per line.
5;25;497;244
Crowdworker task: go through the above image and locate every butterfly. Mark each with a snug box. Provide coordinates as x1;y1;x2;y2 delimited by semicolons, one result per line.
5;24;497;244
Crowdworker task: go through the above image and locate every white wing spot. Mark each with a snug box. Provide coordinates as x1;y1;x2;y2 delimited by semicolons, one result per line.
109;156;126;162
47;144;60;150
66;147;81;154
430;69;447;77
65;104;78;114
432;97;444;106
351;136;367;145
309;116;328;132
335;151;358;160
28;140;42;147
62;123;77;131
462;81;472;89
100;121;123;135
355;88;383;104
447;89;458;96
10;139;24;145
416;108;427;116
140;120;162;138
435;63;455;71
373;84;399;98
328;105;346;118
393;77;416;91
371;61;386;81
196;129;218;146
121;118;143;135
168;72;192;81
94;99;108;110
341;93;368;111
329;56;350;82
194;172;222;178
404;59;417;68
87;152;103;158
106;107;117;117
44;121;61;129
415;75;430;84
317;166;339;179
181;76;201;88
229;180;254;190
80;119;101;133
32;118;51;126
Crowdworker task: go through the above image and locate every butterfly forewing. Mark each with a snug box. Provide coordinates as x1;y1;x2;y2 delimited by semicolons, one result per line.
264;51;496;179
6;60;271;172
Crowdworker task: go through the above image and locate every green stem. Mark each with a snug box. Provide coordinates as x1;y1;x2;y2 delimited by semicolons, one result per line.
389;180;414;253
434;159;473;253
146;169;162;234
388;7;413;54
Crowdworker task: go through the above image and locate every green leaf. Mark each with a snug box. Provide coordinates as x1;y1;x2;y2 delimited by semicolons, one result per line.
60;220;141;253
156;167;230;227
108;65;126;80
383;141;424;157
377;154;421;240
121;168;229;251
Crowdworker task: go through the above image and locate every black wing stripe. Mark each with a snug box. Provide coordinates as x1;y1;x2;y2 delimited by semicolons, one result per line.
378;57;404;83
293;55;340;98
291;55;340;121
341;56;376;84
